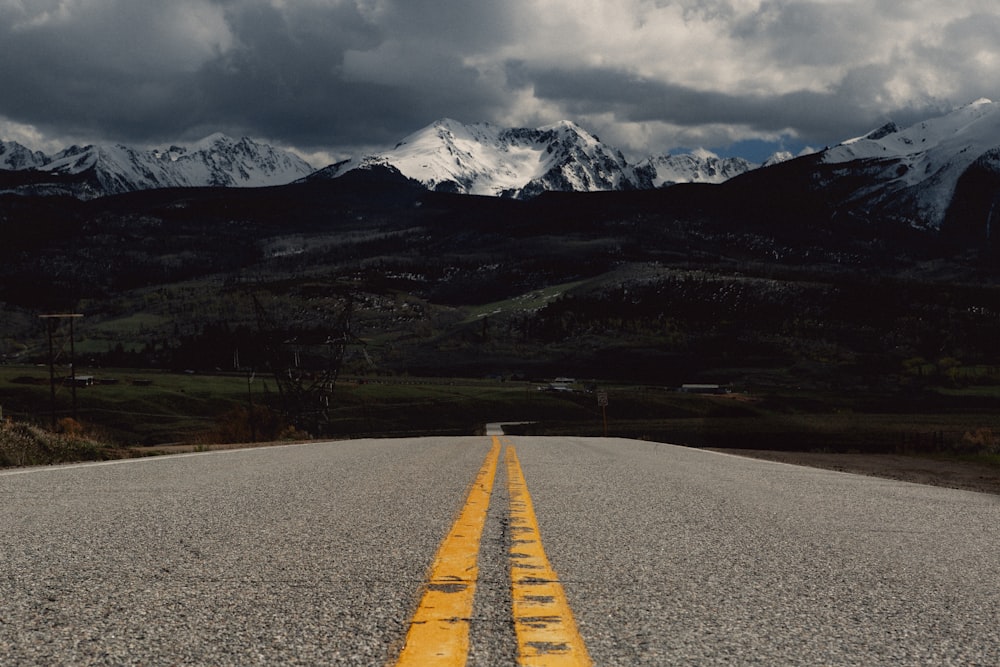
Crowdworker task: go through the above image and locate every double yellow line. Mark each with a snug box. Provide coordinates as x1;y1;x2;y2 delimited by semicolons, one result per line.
394;436;591;666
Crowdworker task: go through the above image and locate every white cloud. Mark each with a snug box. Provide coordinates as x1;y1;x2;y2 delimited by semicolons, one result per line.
5;0;76;31
0;117;67;152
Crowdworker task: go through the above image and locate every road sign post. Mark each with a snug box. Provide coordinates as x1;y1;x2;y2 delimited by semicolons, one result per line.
597;391;608;437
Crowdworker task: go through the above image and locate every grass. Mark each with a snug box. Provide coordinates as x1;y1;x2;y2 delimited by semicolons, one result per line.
0;366;249;444
460;279;588;323
965;453;1000;467
0;418;105;467
326;378;598;437
3;363;1000;466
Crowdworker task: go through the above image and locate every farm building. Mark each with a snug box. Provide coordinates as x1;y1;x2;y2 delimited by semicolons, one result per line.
679;383;728;394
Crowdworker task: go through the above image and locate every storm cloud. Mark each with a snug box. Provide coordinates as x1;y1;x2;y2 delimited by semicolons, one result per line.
2;0;1000;162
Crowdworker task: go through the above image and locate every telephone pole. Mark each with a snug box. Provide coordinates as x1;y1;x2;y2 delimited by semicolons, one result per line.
39;313;83;430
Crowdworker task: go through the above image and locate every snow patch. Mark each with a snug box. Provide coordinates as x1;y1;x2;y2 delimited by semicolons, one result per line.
317;120;756;197
0;134;315;197
822;98;1000;227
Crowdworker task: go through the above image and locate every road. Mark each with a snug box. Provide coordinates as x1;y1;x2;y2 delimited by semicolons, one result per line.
2;436;998;665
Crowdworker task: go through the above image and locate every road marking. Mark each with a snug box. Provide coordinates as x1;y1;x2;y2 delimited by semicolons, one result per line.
394;437;502;666
506;445;592;666
0;442;319;476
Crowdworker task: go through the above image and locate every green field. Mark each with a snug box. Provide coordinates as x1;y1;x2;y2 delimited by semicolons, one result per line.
3;364;1000;469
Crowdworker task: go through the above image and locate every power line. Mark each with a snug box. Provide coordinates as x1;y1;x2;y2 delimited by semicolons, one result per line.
38;313;83;430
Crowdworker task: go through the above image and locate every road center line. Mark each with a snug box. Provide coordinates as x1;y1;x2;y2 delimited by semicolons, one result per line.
506;445;592;666
394;437;502;666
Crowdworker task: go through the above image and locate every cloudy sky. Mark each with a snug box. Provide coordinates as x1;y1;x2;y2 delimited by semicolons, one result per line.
2;0;1000;165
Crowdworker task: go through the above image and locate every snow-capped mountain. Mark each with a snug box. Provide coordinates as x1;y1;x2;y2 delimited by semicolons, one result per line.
311;119;641;198
310;118;768;198
633;149;757;187
817;98;1000;229
3;120;767;200
0;140;47;170
18;99;1000;226
151;134;315;188
0;134;314;198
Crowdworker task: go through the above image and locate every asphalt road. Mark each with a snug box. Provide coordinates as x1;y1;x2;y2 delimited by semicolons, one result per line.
2;436;999;665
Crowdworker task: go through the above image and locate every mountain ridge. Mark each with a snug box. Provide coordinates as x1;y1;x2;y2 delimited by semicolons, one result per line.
307;118;764;198
2;122;761;201
815;97;1000;230
6;99;1000;235
0;135;315;199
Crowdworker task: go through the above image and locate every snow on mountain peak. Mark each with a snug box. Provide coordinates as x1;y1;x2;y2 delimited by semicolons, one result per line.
633;150;757;188
0;133;314;197
191;132;233;149
829;99;1000;162
762;151;794;167
316;118;758;198
690;147;719;160
331;118;637;198
0;140;48;170
537;119;589;136
820;98;1000;227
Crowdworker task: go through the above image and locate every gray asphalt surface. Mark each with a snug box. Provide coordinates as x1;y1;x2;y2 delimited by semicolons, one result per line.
1;438;488;665
2;436;999;665
512;437;1000;665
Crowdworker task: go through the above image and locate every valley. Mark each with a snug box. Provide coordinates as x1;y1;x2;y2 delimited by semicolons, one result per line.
2;167;1000;474
4;102;1000;472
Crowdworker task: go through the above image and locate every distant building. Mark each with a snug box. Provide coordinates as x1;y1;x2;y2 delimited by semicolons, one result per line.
549;377;576;391
680;383;728;394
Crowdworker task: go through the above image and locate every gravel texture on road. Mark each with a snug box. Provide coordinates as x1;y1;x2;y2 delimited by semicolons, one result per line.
1;439;489;665
3;437;999;665
511;437;1000;665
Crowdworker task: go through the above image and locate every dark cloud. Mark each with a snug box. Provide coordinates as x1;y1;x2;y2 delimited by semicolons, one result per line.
0;1;998;161
0;0;516;154
0;1;231;142
519;63;909;148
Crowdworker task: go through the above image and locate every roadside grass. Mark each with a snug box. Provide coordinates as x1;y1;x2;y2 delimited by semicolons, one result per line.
505;390;1000;456
3;363;1000;466
0;366;248;445
0;418;105;467
325;379;598;436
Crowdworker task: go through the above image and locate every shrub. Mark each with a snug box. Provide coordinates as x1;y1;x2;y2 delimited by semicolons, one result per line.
962;428;999;455
210;404;300;443
0;419;103;467
58;417;85;438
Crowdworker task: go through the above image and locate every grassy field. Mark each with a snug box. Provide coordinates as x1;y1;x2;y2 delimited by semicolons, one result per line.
2;364;1000;467
0;366;246;444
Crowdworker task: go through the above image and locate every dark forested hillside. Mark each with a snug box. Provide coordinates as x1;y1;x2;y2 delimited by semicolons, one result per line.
3;167;1000;391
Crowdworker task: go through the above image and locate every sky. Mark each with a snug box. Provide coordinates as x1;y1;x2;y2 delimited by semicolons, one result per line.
2;0;1000;166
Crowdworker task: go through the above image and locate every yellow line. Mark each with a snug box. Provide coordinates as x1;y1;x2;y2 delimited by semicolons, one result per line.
394;437;502;666
506;445;592;667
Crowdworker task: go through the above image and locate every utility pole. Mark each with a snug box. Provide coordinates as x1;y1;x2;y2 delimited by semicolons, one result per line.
39;313;83;430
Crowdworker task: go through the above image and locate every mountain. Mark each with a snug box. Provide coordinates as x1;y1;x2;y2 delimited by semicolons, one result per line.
0;141;47;170
2;120;764;200
633;149;758;187
0;134;315;199
308;118;760;198
814;98;1000;230
309;119;638;198
10;98;1000;226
